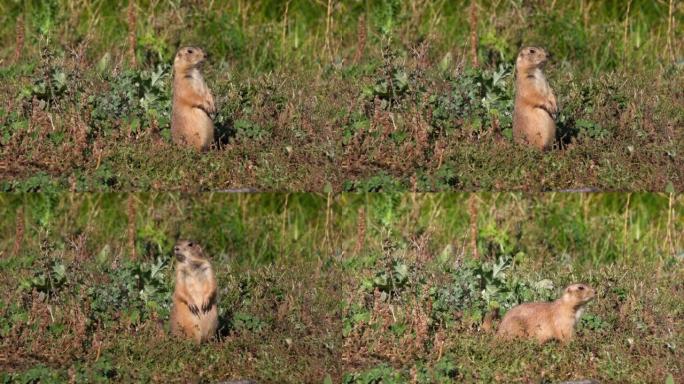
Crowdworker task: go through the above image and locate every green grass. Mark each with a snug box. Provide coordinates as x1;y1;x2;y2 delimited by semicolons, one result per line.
341;244;683;383
0;193;682;382
0;1;682;191
0;193;347;383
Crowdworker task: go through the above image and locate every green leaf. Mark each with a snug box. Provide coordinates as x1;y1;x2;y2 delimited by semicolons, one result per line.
129;117;141;133
53;71;67;90
665;182;675;194
394;262;408;280
128;309;140;324
534;279;554;291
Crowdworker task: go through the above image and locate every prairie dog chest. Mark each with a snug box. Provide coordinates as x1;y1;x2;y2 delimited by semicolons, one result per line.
524;69;551;95
573;307;585;324
179;264;212;297
184;68;209;94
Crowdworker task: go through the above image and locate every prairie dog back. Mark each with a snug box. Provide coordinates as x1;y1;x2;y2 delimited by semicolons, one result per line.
170;240;218;344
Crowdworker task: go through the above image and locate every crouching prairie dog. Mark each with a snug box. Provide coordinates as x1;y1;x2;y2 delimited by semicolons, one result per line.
171;46;216;151
496;283;595;344
170;240;218;344
512;46;558;151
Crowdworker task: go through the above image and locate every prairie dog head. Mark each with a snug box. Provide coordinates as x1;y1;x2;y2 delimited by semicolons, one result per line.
173;46;208;72
516;46;550;71
560;283;596;308
173;240;209;265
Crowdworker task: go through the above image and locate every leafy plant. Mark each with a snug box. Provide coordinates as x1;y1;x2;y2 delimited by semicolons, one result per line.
362;258;412;299
429;64;514;137
343;364;406;384
1;364;66;384
414;355;460;383
580;314;609;331
233;118;270;141
20;259;67;296
20;50;70;107
343;173;406;192
362;49;418;110
430;254;554;326
87;257;172;325
89;65;171;137
0;301;28;338
341;111;370;145
231;312;267;333
575;118;609;139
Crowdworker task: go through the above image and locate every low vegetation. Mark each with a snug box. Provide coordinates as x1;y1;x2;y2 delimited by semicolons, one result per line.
0;194;347;382
337;193;683;382
341;237;682;383
1;193;682;382
0;1;682;191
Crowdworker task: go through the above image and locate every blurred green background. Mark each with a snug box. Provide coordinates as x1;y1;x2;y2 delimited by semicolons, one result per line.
1;193;681;265
1;0;681;73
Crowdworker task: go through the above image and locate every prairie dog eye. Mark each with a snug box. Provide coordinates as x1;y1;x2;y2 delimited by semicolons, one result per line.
188;49;194;54
578;286;585;291
188;241;194;247
530;49;536;54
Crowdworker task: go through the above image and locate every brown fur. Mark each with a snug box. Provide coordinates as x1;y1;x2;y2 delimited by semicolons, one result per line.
171;47;215;151
496;283;595;344
170;240;218;344
512;46;558;151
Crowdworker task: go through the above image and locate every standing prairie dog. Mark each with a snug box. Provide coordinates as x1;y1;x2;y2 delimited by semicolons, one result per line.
170;240;218;344
496;283;595;344
512;46;558;151
171;46;216;151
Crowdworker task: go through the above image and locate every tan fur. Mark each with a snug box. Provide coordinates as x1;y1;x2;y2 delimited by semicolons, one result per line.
496;283;595;344
171;47;216;151
512;46;558;151
170;240;218;344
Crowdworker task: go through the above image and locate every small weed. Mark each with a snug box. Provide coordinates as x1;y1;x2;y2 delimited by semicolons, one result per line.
1;365;66;384
580;314;610;331
343;173;406;192
233;119;270;141
343;364;405;384
231;312;268;333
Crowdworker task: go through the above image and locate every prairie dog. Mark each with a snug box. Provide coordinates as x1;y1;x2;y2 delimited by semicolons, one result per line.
512;46;558;151
170;240;218;344
496;283;595;344
171;46;216;151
